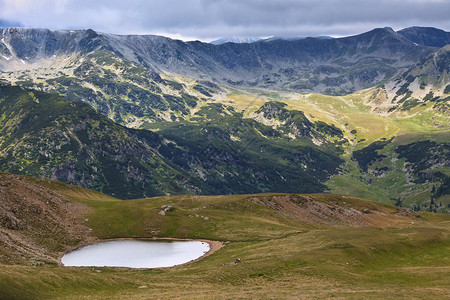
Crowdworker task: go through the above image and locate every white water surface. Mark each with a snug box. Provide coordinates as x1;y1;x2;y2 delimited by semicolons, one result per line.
61;240;210;268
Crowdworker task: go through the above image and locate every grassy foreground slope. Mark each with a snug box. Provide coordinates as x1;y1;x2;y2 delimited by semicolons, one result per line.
1;173;449;299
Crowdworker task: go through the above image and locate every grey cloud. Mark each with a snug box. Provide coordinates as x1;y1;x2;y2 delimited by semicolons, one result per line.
0;0;449;41
0;19;22;28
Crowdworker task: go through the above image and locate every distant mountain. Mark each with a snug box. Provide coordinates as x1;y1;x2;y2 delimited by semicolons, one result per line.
210;37;262;45
261;35;334;42
0;26;444;95
210;35;334;45
0;26;444;126
397;26;450;47
368;45;450;114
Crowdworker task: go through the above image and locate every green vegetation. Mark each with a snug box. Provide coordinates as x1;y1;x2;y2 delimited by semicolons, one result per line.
0;39;448;212
401;98;421;111
253;101;347;151
444;84;450;94
0;85;345;199
0;30;449;298
193;84;212;97
1;79;448;210
5;50;203;125
395;140;450;211
0;85;196;199
330;133;450;213
0;174;449;299
353;138;392;172
143;102;344;194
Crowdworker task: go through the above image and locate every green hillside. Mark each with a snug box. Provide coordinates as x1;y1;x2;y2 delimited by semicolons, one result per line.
220;87;449;212
0;84;196;198
0;82;448;211
0;85;346;198
0;173;449;299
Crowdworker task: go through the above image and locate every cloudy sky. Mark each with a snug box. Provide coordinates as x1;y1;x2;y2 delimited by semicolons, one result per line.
0;0;449;41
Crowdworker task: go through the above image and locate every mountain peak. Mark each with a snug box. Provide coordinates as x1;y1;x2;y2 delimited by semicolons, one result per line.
397;26;450;47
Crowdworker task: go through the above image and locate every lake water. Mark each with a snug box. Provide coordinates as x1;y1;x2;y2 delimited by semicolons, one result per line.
61;239;210;268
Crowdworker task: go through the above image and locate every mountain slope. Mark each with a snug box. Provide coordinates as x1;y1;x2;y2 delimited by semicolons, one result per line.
347;135;450;213
0;82;447;210
0;27;448;211
0;85;346;197
367;45;449;115
143;102;345;194
0;26;440;95
0;40;207;125
0;26;446;128
101;27;437;94
0;84;197;198
0;172;97;265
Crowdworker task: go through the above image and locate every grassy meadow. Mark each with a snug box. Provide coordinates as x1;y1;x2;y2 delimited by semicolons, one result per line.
1;176;449;299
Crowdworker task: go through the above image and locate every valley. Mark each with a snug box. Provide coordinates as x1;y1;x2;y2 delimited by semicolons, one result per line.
0;24;449;299
1;27;448;210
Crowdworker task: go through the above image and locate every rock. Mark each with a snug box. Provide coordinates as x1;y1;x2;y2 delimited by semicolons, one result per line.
0;215;22;230
161;205;173;211
395;207;421;218
159;205;174;216
30;259;45;266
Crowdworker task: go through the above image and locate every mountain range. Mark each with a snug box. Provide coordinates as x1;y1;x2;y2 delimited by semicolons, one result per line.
0;26;448;212
210;35;333;45
1;26;448;95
